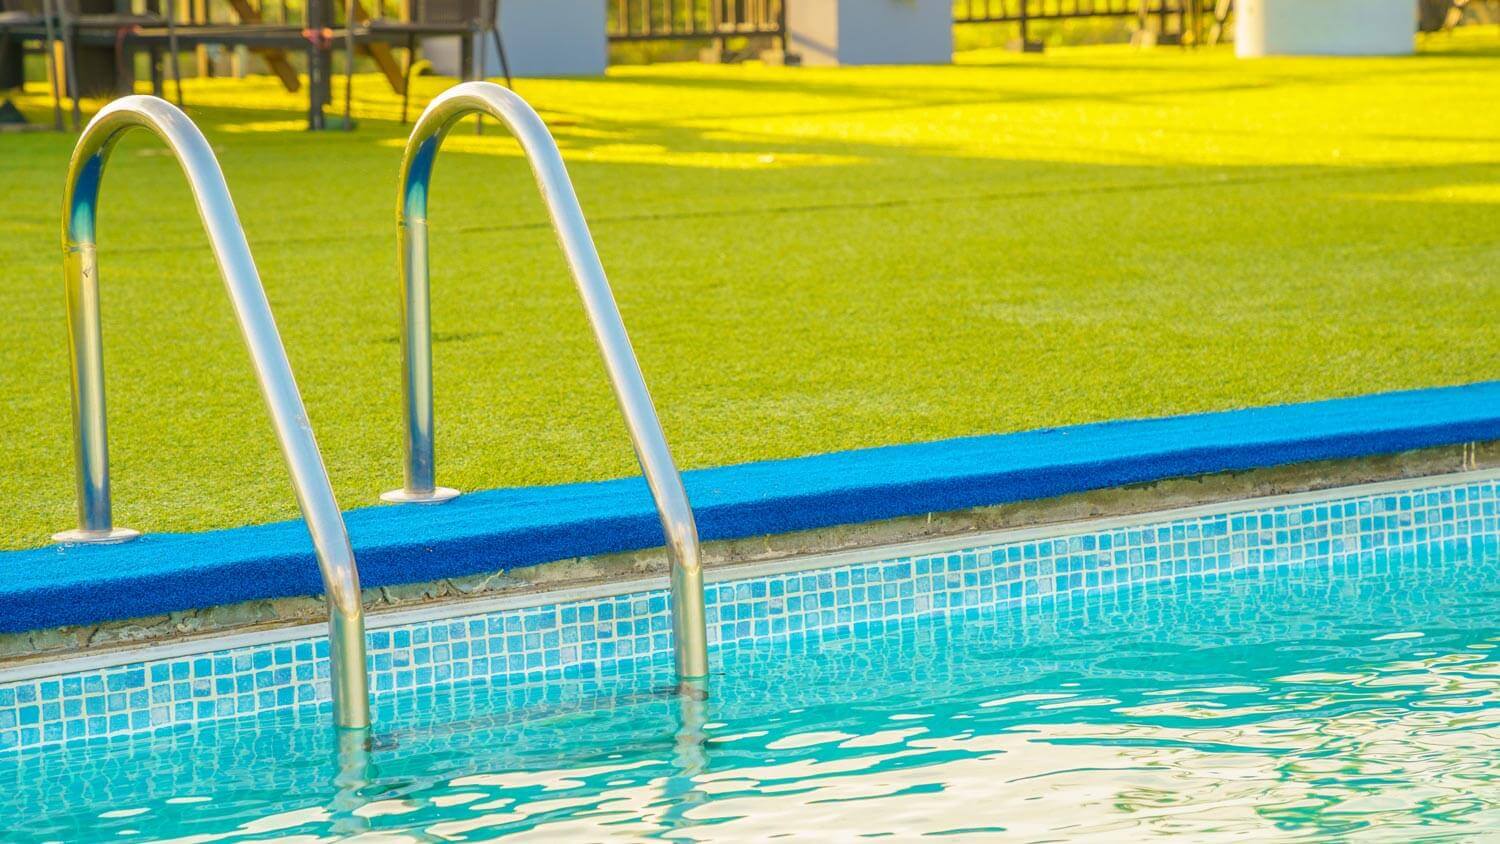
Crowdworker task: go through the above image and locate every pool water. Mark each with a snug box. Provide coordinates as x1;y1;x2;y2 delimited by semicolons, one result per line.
6;533;1498;840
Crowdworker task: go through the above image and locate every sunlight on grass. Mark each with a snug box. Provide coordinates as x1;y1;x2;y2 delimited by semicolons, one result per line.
219;119;315;134
1;32;1496;547
1344;183;1500;205
383;133;868;169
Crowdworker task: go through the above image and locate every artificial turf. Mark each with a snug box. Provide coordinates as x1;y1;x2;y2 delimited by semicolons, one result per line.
1;33;1496;550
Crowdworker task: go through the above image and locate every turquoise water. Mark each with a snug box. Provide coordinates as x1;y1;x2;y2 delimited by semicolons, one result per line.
6;541;1498;841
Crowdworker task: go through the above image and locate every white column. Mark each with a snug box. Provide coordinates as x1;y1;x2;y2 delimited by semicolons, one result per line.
1236;0;1415;57
425;0;608;78
787;0;953;67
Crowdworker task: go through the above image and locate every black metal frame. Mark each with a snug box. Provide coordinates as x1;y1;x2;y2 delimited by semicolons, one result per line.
954;0;1224;47
1;1;170;129
608;0;785;45
954;0;1211;22
0;6;62;128
0;0;504;130
605;0;1227;48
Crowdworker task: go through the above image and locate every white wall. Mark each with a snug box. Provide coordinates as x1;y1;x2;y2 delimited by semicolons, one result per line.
425;0;607;78
1237;0;1415;57
788;0;953;67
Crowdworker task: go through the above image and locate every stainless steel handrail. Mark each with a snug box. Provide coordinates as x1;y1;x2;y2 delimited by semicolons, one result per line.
383;82;710;682
56;95;372;730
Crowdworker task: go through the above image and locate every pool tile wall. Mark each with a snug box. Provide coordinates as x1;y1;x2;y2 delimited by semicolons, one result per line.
1;475;1495;756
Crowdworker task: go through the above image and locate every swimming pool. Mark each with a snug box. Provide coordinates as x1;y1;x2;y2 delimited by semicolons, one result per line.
3;473;1496;841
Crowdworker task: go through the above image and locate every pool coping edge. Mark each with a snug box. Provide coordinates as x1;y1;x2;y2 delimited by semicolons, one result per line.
5;465;1496;686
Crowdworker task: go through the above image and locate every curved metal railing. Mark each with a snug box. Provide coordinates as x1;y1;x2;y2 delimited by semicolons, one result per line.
384;82;709;682
56;95;371;730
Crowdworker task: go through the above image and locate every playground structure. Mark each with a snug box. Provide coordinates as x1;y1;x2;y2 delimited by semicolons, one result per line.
3;0;1498;132
0;0;508;130
0;0;1226;133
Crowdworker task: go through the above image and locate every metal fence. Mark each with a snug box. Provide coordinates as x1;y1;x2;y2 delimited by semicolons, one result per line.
954;0;1226;45
606;0;1228;44
953;0;1217;24
608;0;785;42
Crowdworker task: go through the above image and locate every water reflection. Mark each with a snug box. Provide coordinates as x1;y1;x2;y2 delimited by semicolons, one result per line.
661;678;711;838
329;728;374;838
4;544;1498;841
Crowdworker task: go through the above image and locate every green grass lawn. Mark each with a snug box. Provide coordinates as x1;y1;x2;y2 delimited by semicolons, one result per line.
1;33;1497;549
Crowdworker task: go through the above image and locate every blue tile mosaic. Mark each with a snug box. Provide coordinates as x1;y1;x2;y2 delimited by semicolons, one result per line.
0;475;1495;756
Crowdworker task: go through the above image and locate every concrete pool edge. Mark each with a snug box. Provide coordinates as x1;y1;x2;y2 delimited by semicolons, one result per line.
0;468;1496;756
1;462;1496;686
1;381;1498;660
3;452;1497;671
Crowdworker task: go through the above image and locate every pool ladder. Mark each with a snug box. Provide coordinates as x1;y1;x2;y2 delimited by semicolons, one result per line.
381;82;709;684
55;96;371;731
50;84;710;740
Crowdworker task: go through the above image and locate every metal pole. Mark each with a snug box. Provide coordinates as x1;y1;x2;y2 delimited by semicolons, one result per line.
400;31;413;123
149;45;163;97
166;0;183;107
56;96;371;731
57;0;80;129
385;82;710;684
487;0;512;89
306;33;320;128
307;0;331;129
40;0;64;130
342;0;354;128
471;6;485;133
776;0;787;55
